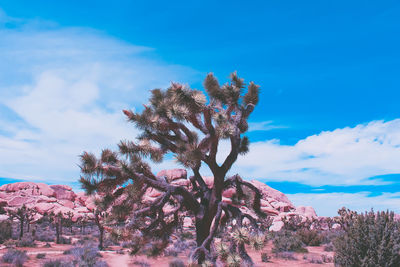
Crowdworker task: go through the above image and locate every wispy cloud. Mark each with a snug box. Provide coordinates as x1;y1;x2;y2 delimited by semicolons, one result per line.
248;120;287;132
0;12;198;182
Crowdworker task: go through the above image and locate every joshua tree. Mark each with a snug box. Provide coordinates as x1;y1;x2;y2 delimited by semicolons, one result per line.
50;211;64;244
93;209;108;250
7;204;35;239
64;211;75;234
78;215;89;234
79;72;265;265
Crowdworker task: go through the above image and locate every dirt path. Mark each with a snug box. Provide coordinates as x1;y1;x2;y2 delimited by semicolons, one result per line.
101;251;133;267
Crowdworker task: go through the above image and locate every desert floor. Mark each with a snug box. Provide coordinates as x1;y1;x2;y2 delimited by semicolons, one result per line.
0;240;334;267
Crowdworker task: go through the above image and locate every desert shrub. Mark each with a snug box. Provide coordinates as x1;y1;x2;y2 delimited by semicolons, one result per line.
261;252;270;262
36;231;56;242
319;229;341;245
42;259;74;267
59;236;72;244
133;260;150;267
296;228;323;246
36;253;46;259
180;231;194;240
16;234;36;247
164;246;179;257
2;249;28;266
0;220;12;243
282;215;311;231
321;254;333;263
69;244;108;267
4;239;16;248
334;209;400;267
169;258;185;267
303;254;323;264
272;230;307;253
275;251;297;261
324;243;334;252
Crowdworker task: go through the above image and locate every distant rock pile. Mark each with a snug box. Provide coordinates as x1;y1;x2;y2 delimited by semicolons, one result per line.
0;182;93;222
0;169;317;231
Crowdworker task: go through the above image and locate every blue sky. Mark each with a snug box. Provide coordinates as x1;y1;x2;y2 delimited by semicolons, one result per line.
0;1;400;216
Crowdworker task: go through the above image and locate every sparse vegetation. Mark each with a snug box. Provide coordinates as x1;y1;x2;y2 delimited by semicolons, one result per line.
272;230;308;253
2;248;28;266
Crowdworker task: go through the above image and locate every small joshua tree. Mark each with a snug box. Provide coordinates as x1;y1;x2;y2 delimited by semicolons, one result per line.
79;72;264;265
64;211;75;234
7;204;35;240
50;211;64;244
93;208;108;251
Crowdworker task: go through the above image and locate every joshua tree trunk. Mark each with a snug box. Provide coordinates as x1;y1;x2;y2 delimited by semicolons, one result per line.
98;226;104;250
55;223;60;244
19;218;24;240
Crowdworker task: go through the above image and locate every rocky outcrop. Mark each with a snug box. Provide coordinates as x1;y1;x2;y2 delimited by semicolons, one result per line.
0;169;317;231
0;182;88;222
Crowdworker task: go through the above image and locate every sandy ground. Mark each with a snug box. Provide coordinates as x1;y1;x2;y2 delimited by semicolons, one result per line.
0;241;334;267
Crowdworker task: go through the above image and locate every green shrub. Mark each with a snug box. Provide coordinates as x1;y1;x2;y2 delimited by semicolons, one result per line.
272;230;308;253
334;209;400;267
296;228;323;246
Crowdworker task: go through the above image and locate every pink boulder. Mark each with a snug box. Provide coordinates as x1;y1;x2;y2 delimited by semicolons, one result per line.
260;206;279;216
250;180;294;207
36;195;57;203
269;220;284;231
50;185;76;201
222;188;236;198
75;192;88;205
0;182;55;197
157;169;187;182
203;176;214;188
8;196;34;207
34;202;56;214
271;201;293;212
171;179;190;187
295;206;318;219
58;199;75;209
145;188;162;198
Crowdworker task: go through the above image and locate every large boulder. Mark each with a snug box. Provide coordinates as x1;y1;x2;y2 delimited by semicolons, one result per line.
34;202;55;214
295;206;318;219
50;185;76;201
8;196;34;207
250;180;294;207
269;220;284;232
157;169;187;182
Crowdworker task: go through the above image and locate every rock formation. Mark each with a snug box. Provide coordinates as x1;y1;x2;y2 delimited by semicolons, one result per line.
0;169;317;231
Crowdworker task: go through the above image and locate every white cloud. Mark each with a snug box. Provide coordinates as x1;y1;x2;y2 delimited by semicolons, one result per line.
230;119;400;186
0;14;198;182
288;192;400;217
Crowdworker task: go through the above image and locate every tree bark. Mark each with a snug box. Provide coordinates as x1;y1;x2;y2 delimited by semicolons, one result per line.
98;225;104;250
19;218;24;240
